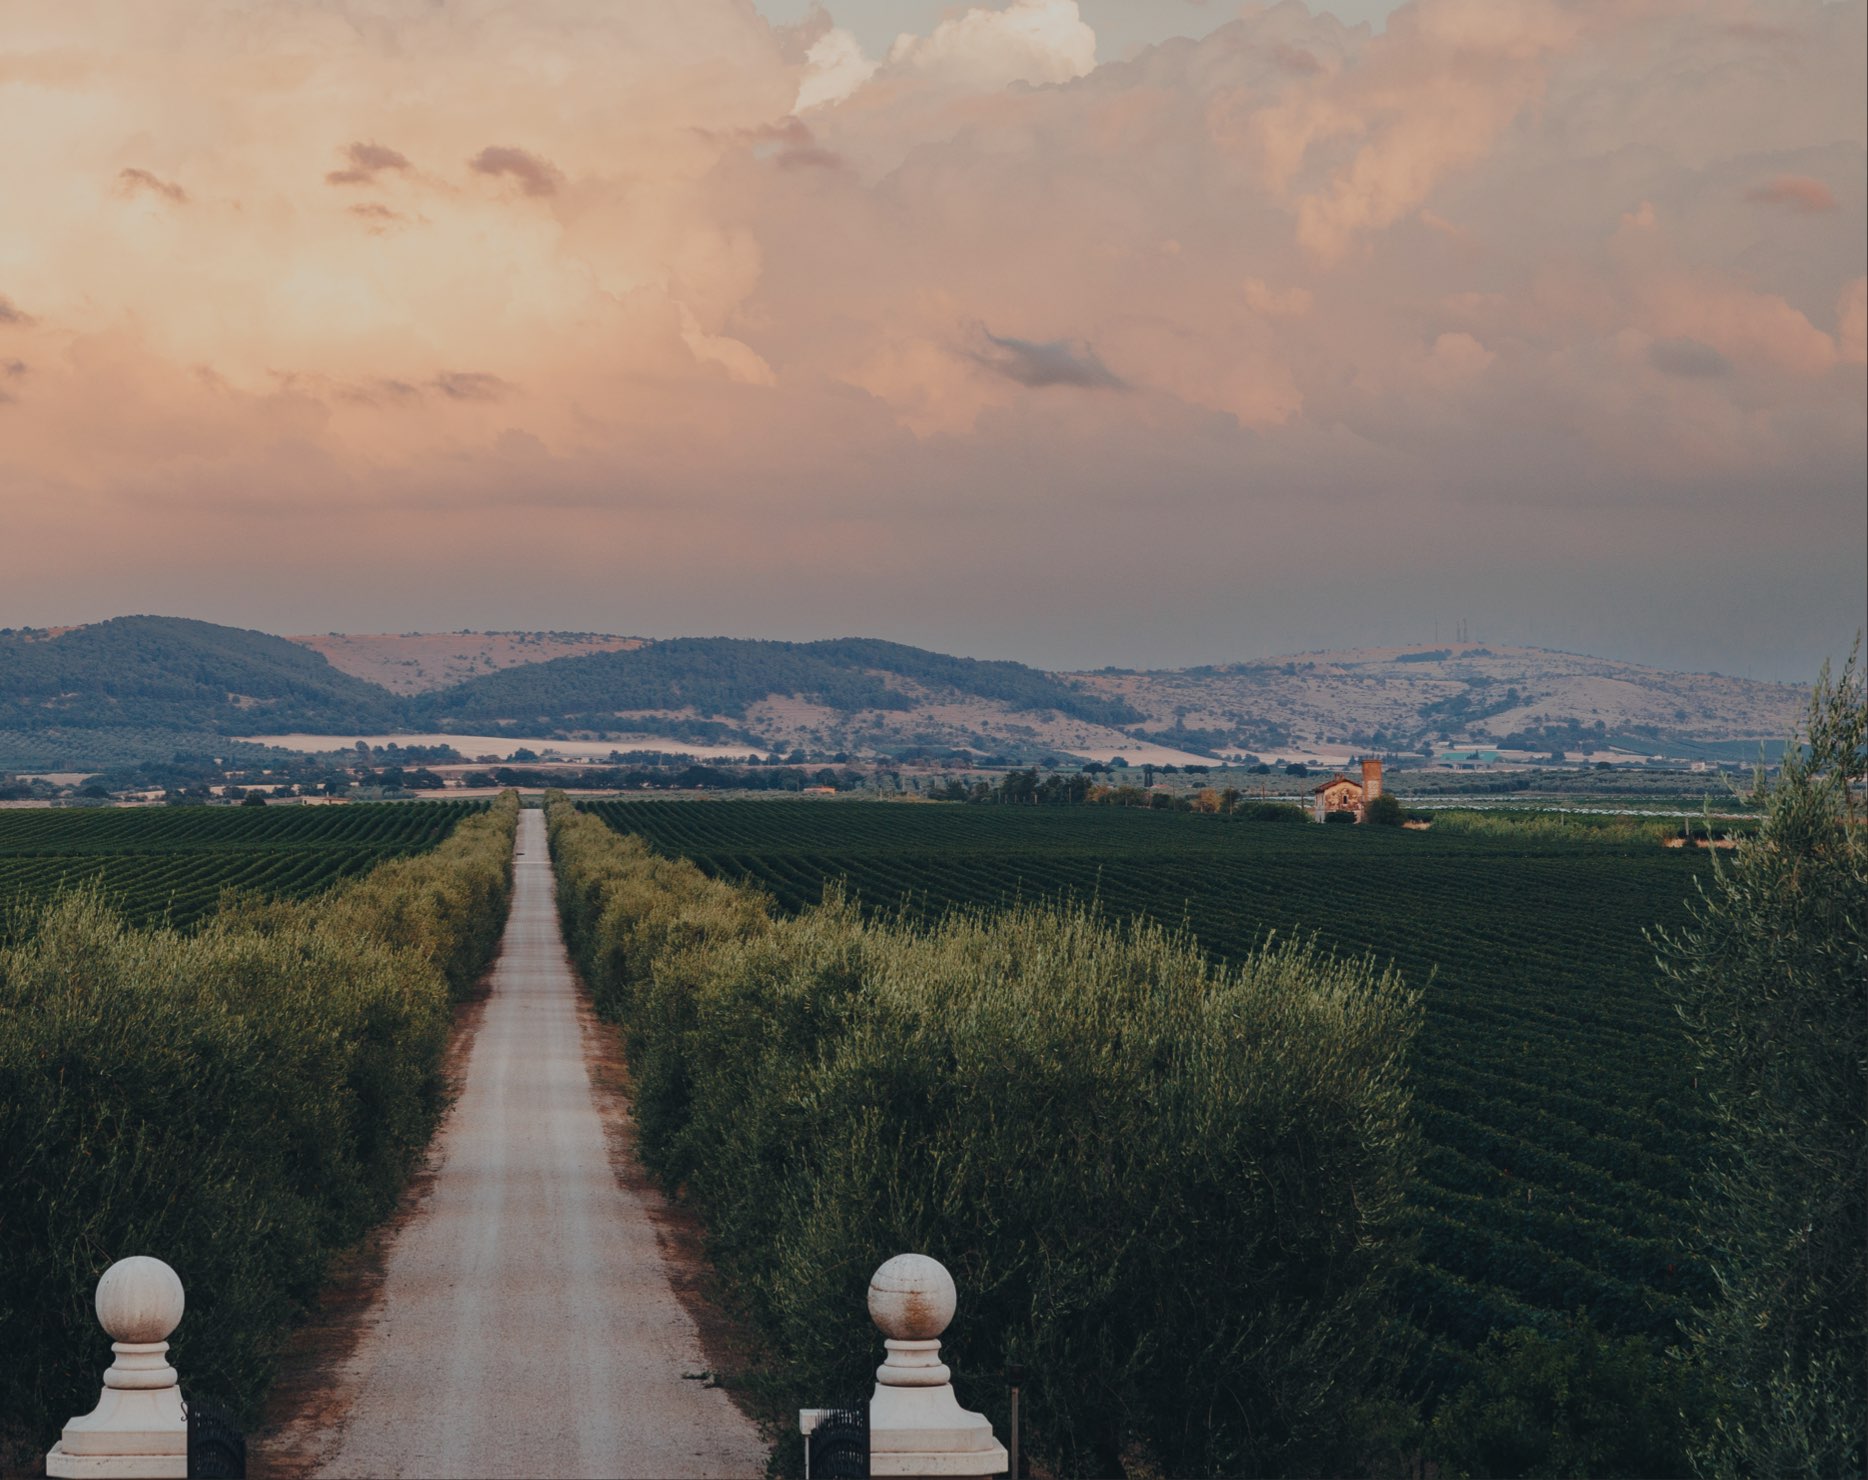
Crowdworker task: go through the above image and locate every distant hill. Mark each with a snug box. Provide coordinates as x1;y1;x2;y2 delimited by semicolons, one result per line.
0;617;402;738
293;630;649;694
406;637;1143;743
1;619;1811;770
1069;644;1807;761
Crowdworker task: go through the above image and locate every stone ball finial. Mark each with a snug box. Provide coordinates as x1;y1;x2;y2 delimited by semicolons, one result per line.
867;1253;956;1342
95;1257;185;1345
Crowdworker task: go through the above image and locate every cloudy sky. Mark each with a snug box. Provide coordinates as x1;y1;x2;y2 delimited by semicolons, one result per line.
1;1;1861;679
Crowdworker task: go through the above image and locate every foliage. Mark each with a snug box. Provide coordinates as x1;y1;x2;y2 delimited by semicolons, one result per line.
590;798;1717;1393
1426;1316;1713;1478
482;762;864;792
0;793;517;1458
1364;792;1405;826
549;797;1420;1477
1431;809;1679;845
1654;651;1866;1480
0;616;402;735
1;801;488;938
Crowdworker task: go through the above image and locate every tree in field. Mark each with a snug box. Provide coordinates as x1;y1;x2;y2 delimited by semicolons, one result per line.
1362;791;1405;826
1655;649;1865;1479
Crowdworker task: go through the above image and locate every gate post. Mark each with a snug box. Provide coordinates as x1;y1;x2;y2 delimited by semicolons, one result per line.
865;1254;1008;1480
45;1256;188;1479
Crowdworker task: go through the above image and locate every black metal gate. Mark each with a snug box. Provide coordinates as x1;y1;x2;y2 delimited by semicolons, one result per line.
807;1403;869;1479
184;1396;246;1479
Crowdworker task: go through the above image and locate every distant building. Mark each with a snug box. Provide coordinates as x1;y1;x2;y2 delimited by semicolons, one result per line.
1311;758;1383;821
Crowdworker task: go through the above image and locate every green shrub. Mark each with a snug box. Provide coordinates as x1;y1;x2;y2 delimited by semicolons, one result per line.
1426;1316;1712;1478
1430;809;1675;845
0;793;518;1456
548;796;1421;1476
1363;792;1405;826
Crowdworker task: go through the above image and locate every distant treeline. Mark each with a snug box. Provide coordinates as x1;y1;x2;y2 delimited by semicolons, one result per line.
469;764;867;792
942;769;1348;821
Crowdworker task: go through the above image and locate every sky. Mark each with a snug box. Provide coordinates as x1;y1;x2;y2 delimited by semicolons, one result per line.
0;1;1861;681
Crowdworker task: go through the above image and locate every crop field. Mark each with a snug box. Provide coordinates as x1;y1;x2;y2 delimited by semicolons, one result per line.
0;801;486;933
586;798;1717;1382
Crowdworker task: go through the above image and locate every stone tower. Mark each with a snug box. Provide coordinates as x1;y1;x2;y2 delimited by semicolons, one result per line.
1360;757;1383;800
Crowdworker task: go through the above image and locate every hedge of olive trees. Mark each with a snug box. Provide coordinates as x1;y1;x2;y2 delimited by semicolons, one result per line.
548;796;1422;1477
0;792;518;1458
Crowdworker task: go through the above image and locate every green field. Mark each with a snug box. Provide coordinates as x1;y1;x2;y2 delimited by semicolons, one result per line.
586;797;1717;1382
0;801;486;933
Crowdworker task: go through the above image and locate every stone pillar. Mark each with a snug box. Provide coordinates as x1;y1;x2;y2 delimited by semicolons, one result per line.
866;1254;1009;1480
45;1256;188;1479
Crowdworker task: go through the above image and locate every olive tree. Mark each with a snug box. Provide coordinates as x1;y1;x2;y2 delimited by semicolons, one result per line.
1655;649;1865;1479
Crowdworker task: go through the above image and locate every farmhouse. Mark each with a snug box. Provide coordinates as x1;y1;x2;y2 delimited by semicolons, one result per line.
1311;758;1384;822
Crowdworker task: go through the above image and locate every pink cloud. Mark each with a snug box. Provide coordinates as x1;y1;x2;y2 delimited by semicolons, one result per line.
1641;274;1839;378
1746;174;1837;212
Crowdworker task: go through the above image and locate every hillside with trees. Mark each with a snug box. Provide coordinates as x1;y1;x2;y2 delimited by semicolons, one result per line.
0;617;403;737
406;636;1143;736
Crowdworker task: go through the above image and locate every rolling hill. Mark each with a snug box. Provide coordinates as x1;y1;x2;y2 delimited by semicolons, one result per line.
404;637;1144;745
1077;644;1808;762
0;618;1811;770
0;617;403;737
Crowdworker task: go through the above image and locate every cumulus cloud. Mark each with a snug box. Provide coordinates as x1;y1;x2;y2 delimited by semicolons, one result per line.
885;0;1097;90
0;295;31;325
797;26;876;111
468;145;564;197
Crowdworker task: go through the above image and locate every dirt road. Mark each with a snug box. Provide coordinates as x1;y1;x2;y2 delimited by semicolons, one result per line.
313;808;767;1479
